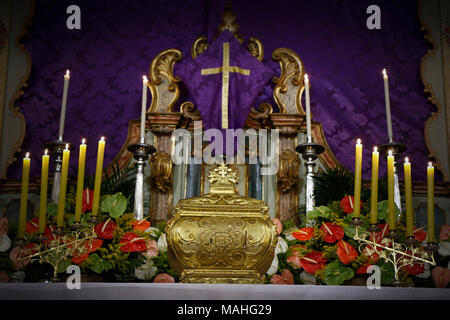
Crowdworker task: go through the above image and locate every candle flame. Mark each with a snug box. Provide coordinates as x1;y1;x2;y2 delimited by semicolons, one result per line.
428;161;433;168
382;68;387;77
304;74;309;82
100;136;105;142
82;138;86;144
143;75;148;83
25;152;30;159
65;69;70;76
373;146;378;152
44;149;49;156
405;157;409;163
356;138;361;145
388;149;393;157
65;143;69;150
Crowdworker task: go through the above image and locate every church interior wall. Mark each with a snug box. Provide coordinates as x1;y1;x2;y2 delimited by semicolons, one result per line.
0;0;448;224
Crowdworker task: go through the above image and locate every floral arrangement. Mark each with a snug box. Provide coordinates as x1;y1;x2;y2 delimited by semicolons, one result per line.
1;189;449;287
266;196;450;288
0;190;176;283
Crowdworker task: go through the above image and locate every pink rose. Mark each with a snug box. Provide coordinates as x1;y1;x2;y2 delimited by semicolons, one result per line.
142;239;159;258
153;273;175;283
272;218;282;235
287;255;302;269
439;225;450;241
270;269;294;285
9;246;31;270
0;271;9;283
432;267;450;288
0;217;8;236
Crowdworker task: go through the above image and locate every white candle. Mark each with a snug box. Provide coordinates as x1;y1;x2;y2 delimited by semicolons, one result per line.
383;69;393;143
304;74;312;142
59;70;70;141
141;76;148;143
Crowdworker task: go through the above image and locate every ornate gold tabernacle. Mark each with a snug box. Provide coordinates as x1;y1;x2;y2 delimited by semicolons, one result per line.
166;163;277;284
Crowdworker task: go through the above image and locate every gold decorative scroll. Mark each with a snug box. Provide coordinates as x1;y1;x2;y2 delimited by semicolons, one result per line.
148;49;182;113
201;42;250;129
272;48;305;114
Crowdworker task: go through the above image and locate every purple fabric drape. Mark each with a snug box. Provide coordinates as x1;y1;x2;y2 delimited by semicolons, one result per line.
8;0;435;182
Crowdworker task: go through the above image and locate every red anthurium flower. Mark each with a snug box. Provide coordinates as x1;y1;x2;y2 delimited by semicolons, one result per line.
119;232;147;252
292;227;314;241
82;188;94;213
320;223;344;243
340;195;356;214
299;251;327;274
43;225;58;245
85;238;103;253
25;217;40;234
337;240;358;265
132;220;151;232
71;253;89;265
370;223;390;244
356;262;373;274
413;228;427;243
404;261;425;275
94;220;117;240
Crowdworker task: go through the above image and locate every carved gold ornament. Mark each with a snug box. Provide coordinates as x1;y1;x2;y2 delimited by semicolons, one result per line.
149;151;173;193
166;164;277;284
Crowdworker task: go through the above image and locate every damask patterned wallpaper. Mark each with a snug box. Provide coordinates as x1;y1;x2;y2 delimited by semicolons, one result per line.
7;0;436;182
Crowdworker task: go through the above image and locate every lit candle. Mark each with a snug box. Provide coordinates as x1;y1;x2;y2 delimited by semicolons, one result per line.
387;150;396;230
383;69;393;143
18;152;31;239
74;139;87;222
92;137;106;216
353;139;363;218
57;144;70;228
38;149;50;234
304;74;312;142
141;76;148;143
404;157;414;237
427;162;435;243
369;147;379;224
59;70;70;141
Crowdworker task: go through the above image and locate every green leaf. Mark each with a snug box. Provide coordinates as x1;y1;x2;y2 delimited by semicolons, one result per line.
343;214;370;238
323;260;355;285
377;200;400;222
100;193;127;218
86;253;112;274
47;202;58;217
306;206;332;221
377;260;395;285
57;258;72;274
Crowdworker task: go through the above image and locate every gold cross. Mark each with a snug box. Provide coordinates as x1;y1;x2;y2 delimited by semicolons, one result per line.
201;42;250;129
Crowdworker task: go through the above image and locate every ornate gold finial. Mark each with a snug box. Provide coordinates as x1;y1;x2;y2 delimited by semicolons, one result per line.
208;163;239;185
217;2;244;44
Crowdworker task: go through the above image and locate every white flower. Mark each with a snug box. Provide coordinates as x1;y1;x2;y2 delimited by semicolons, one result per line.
283;227;298;241
134;258;158;281
275;236;288;255
157;233;167;252
0;235;11;252
438;241;450;257
145;227;160;237
266;255;279;276
415;263;431;279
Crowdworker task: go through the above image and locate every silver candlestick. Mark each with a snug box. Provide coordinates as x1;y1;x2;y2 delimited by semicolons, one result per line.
127;141;155;220
379;141;407;219
296;139;324;226
45;140;71;203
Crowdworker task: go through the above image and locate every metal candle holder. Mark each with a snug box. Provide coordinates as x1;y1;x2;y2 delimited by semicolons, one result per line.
352;221;436;286
127;142;156;221
296;140;325;226
44;140;72;203
379;141;406;217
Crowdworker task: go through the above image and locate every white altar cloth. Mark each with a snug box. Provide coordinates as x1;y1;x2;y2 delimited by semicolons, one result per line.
0;283;449;300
